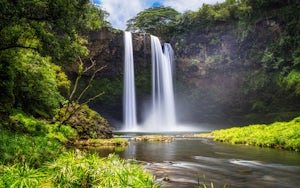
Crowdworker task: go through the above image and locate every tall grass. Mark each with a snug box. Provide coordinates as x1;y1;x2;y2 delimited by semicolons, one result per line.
213;116;300;151
1;121;159;188
0;127;64;167
46;151;159;188
1;149;160;188
0;164;48;188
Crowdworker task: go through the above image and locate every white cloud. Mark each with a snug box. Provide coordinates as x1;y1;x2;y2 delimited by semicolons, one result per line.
100;0;225;30
164;0;223;12
101;0;145;30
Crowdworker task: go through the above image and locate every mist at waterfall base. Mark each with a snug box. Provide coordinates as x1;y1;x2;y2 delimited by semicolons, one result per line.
121;32;205;132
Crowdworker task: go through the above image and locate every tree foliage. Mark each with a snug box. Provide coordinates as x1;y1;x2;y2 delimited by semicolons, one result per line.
126;6;180;36
0;0;109;119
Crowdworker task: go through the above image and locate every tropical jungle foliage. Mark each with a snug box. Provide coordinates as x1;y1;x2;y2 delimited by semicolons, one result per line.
0;127;158;187
0;1;159;187
126;6;180;37
0;113;157;187
0;0;109;120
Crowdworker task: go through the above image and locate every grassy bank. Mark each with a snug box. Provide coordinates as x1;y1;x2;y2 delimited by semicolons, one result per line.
212;116;300;151
0;125;159;187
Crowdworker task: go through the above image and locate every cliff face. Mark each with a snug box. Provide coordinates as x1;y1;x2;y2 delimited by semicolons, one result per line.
172;16;300;125
80;16;299;127
86;29;152;77
72;29;152;127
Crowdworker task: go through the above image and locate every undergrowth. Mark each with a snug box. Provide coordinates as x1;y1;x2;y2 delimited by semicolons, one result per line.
0;112;159;188
213;116;300;151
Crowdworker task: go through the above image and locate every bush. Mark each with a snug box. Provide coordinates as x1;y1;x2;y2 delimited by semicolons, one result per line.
9;110;48;135
46;123;78;143
57;104;113;139
8;110;78;143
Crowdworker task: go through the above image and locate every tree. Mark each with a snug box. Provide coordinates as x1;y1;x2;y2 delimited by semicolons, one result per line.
57;58;106;125
0;0;109;119
126;6;180;36
0;0;110;64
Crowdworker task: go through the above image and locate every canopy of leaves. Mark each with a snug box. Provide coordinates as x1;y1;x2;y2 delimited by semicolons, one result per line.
0;0;110;119
126;6;180;36
0;0;110;64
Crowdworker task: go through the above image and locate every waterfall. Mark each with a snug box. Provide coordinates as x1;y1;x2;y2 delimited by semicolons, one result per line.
122;32;177;132
123;31;138;130
145;35;176;131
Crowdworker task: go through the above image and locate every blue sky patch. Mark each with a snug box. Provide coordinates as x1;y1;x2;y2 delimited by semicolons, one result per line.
151;1;163;7
92;0;102;5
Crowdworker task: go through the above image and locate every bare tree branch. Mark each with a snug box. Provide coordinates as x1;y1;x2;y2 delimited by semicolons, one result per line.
76;65;107;102
57;57;106;125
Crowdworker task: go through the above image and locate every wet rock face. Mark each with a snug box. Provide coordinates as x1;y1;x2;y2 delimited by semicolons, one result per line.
86;29;152;78
72;18;297;126
87;29;124;77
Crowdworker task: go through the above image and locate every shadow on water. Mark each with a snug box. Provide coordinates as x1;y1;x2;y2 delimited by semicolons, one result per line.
95;135;300;188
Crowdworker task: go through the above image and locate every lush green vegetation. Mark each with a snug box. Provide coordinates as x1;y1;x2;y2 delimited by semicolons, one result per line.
0;120;158;187
0;0;113;138
213;116;300;151
0;0;110;120
1;0;300;186
0;141;158;187
126;6;180;37
0;125;64;167
0;1;160;187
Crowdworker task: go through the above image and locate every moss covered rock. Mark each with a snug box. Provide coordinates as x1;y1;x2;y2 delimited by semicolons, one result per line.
67;105;113;139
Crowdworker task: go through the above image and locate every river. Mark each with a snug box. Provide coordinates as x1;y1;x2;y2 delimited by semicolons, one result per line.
97;136;300;188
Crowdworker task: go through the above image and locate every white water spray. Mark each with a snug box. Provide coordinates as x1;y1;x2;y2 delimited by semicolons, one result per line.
143;35;176;131
123;31;138;130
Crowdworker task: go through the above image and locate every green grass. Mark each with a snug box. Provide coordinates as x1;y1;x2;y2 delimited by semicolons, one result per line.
0;151;159;188
73;137;129;147
0;127;64;167
0;120;159;188
213;116;300;151
46;151;159;188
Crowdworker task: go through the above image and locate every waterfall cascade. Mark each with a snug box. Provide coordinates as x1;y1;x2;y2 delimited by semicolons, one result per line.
144;35;176;131
123;31;138;130
122;32;177;132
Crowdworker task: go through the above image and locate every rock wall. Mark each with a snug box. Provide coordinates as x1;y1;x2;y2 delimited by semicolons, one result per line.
75;21;299;127
171;17;300;125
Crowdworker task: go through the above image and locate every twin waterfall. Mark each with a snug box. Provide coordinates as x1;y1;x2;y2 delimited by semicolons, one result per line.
123;31;176;132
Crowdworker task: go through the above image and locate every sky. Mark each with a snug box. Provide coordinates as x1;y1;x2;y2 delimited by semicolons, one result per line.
91;0;226;30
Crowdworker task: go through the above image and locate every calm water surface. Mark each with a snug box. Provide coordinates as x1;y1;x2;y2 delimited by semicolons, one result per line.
98;137;300;188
